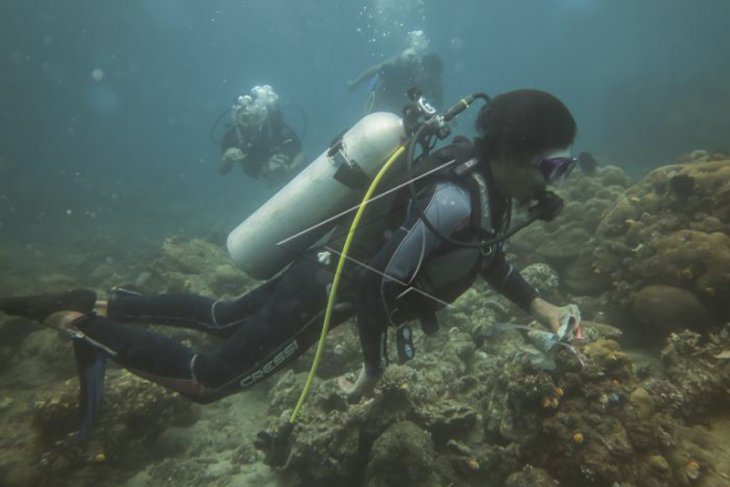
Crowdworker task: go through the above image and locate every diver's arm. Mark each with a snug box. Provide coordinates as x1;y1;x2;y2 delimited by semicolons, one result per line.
348;62;384;90
481;250;540;312
480;252;564;333
219;128;243;175
277;123;302;160
528;297;563;333
348;53;400;91
220;127;239;154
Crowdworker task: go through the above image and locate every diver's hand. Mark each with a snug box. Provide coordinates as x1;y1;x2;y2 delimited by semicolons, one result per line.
261;153;291;184
337;365;378;402
529;297;561;333
223;147;245;162
267;153;290;170
529;298;583;341
220;148;245;175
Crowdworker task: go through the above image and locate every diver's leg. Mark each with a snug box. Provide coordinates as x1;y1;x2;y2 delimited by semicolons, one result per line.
105;278;281;337
0;289;97;322
192;255;339;393
69;315;219;400
72;256;337;400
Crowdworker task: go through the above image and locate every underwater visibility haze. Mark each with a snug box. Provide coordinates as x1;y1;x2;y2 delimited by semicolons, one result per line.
1;1;729;486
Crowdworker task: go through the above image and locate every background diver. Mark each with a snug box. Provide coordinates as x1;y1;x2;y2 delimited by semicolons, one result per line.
219;84;305;186
348;30;444;114
0;88;583;438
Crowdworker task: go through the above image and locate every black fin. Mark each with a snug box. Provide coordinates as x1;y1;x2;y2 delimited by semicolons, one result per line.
73;339;106;442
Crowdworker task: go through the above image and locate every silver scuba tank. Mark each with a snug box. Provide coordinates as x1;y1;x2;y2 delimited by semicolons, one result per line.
227;112;405;280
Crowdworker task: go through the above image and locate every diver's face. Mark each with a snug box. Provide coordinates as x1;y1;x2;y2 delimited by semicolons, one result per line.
489;155;547;204
400;48;419;66
235;106;266;131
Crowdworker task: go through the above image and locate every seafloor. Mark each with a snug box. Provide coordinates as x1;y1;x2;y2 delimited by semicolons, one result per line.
1;151;729;487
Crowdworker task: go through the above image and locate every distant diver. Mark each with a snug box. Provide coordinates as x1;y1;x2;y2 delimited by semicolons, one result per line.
219;84;305;186
348;30;444;114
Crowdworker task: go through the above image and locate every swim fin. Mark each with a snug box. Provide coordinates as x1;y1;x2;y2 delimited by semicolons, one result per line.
72;338;106;441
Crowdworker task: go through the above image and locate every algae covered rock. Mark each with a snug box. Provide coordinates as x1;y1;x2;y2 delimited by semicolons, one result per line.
563;250;610;296
143;237;257;297
632;284;716;335
365;420;443;487
520;263;561;300
660;325;730;416
504;465;559;487
510;165;630;298
594;157;730;335
32;369;198;478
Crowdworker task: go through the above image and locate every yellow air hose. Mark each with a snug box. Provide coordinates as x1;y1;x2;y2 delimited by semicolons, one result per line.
288;144;406;425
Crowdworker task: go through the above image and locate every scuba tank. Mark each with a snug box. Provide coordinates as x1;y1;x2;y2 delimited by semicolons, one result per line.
227;112;405;280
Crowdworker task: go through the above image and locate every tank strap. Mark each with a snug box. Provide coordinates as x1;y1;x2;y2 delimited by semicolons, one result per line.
450;158;493;236
327;137;374;190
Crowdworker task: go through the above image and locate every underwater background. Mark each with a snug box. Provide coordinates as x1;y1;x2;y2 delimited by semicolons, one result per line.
1;1;730;486
1;0;729;263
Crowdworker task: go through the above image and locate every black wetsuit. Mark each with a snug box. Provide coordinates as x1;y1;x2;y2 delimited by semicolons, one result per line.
70;141;538;402
221;110;301;178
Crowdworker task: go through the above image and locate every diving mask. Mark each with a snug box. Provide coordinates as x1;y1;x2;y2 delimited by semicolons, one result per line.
533;149;577;186
234;93;266;129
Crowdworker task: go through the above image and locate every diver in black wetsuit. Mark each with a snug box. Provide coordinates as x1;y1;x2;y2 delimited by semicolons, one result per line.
0;89;580;431
219;84;304;185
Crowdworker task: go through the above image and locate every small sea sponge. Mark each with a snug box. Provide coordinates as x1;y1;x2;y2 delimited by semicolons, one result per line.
685;460;700;480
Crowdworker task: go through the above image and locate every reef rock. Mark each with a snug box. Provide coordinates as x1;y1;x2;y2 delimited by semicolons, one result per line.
504;465;559;487
31;369;197;481
365;420;444;487
594;157;730;335
520;263;561;301
659;325;730;417
143;237;257;297
259;311;730;487
511;166;630;297
632;284;715;335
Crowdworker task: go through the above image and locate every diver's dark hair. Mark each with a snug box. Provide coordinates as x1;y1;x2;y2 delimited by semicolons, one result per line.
475;89;576;161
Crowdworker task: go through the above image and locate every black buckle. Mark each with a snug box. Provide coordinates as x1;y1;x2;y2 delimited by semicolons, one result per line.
331;149;371;189
254;422;294;467
396;324;415;362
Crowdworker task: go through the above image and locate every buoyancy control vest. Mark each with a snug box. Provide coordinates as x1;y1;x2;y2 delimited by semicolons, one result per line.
384;136;512;329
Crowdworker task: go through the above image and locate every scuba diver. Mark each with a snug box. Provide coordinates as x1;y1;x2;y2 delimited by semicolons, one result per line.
0;89;582;445
219;84;305;185
348;30;444;114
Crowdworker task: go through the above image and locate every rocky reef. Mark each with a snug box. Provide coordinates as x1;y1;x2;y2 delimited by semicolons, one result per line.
1;154;730;487
259;309;730;487
593;154;730;337
0;236;256;487
511;154;730;342
125;237;258;298
511;165;631;298
0;363;197;487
